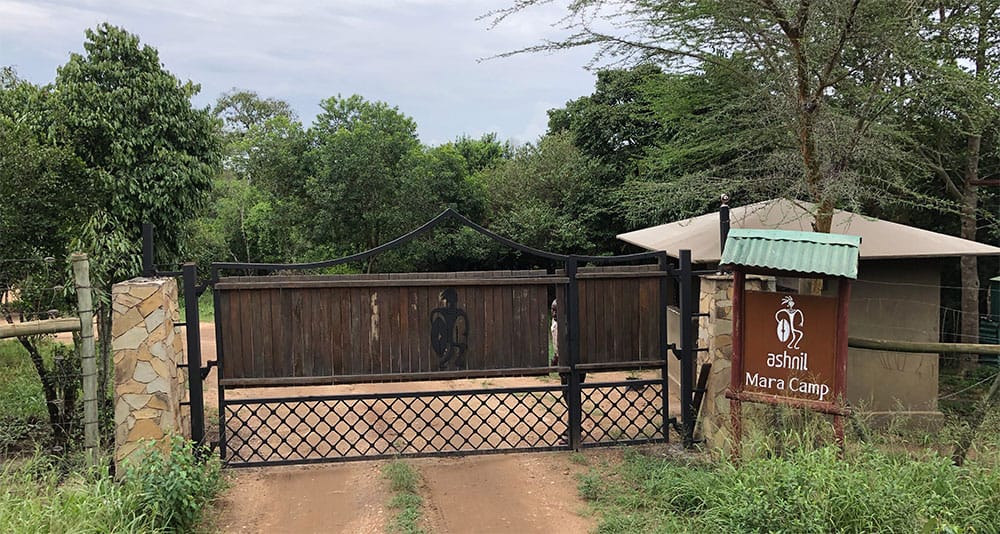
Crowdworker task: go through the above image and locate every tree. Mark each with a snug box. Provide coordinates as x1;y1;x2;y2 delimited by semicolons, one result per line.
1;74;91;446
490;1;924;234
51;23;222;406
548;64;670;176
305;95;430;268
907;2;1000;371
480;131;610;263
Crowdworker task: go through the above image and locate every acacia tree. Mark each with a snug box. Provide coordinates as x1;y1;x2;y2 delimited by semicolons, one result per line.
490;1;923;234
910;2;1000;370
51;24;221;404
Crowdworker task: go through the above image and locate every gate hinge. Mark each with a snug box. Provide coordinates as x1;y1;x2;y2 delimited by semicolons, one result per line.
201;360;218;380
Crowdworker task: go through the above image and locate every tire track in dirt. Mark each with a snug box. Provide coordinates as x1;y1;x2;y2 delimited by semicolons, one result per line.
415;452;596;534
217;462;388;534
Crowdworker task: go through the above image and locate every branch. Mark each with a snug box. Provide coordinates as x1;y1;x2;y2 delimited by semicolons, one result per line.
814;0;861;97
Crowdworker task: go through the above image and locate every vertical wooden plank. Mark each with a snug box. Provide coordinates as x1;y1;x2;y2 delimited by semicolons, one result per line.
344;287;359;374
288;289;302;377
249;289;266;377
302;288;317;377
469;286;483;370
220;289;242;379
637;277;651;360
398;286;410;374
270;288;285;377
498;286;512;369
239;288;256;378
326;288;347;376
332;287;347;376
409;287;422;373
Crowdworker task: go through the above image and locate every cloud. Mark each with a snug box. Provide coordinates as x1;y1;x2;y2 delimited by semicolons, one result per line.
0;0;598;144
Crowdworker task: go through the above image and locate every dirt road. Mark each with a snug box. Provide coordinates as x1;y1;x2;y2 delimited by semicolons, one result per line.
197;322;656;532
216;450;601;534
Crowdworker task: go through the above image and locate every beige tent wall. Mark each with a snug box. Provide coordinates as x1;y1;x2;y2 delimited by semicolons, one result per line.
843;259;941;415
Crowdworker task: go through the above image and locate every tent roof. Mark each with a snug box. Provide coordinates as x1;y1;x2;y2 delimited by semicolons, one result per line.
617;198;1000;263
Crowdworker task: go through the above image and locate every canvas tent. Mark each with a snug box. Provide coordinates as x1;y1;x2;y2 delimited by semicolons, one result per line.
619;198;1000;418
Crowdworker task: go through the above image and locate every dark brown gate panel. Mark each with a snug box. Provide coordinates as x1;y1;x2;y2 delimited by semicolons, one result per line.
557;265;668;364
216;271;559;381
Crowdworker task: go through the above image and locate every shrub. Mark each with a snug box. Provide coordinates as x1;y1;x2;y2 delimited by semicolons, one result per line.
125;434;227;533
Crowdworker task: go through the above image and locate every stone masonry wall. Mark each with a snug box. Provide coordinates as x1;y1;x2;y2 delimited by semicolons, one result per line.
697;274;774;450
111;277;188;468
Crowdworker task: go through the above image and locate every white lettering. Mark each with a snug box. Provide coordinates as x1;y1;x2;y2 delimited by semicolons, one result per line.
765;350;809;371
788;378;830;401
746;372;785;391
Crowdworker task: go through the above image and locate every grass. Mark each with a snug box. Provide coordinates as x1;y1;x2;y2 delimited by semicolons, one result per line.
0;339;63;452
578;417;1000;534
177;287;215;323
382;460;427;534
1;440;227;533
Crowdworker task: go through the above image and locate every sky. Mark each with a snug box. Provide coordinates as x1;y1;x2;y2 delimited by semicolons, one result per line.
0;0;600;145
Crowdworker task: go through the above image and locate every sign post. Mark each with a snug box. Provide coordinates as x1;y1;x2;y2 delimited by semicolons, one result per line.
721;229;860;457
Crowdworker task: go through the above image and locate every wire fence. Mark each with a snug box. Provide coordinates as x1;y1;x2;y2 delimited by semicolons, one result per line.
1;254;107;459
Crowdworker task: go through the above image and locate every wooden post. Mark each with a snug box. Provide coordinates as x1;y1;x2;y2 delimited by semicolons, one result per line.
72;253;98;467
729;270;745;460
0;318;80;339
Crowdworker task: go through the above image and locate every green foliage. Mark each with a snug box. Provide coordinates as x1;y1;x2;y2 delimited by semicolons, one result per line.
0;341;46;450
481;131;612;260
125;435;227;533
582;443;1000;533
0;454;152;533
382;460;426;534
52;23;222;283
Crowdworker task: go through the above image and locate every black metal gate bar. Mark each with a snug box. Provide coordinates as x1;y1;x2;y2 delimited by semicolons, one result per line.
221;384;570;468
678;249;696;446
182;263;205;446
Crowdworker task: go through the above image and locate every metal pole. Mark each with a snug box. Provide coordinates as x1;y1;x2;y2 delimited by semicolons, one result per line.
678;249;695;447
142;223;155;277
658;253;670;442
212;268;227;461
566;257;583;450
719;194;731;258
183;263;205;446
71;253;98;467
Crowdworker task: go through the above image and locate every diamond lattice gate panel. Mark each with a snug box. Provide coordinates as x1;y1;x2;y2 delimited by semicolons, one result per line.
222;384;572;467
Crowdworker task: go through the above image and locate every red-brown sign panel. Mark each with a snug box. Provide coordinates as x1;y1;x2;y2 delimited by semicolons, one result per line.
741;291;839;404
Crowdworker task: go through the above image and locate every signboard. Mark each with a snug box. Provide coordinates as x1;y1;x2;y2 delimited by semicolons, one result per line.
741;291;839;405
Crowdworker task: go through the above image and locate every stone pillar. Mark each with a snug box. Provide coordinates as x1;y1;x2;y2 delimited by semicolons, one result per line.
697;274;773;449
111;277;188;468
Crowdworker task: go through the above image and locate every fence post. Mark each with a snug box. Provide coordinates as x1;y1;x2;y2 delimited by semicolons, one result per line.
658;253;671;441
71;253;98;466
142;223;155;277
566;257;583;450
678;249;695;447
182;263;205;446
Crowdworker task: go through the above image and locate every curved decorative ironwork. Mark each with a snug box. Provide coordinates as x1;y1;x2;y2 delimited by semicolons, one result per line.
209;208;671;278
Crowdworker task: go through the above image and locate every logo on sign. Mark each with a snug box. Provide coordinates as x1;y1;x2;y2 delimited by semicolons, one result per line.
774;295;804;349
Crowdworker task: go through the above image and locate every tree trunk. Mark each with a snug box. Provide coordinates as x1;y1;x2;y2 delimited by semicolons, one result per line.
16;337;66;444
958;133;981;374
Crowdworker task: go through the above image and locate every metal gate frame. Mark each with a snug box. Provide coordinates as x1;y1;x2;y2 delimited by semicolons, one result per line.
150;210;704;466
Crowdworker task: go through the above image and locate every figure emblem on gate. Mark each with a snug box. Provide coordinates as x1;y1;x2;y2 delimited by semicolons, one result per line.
431;288;469;371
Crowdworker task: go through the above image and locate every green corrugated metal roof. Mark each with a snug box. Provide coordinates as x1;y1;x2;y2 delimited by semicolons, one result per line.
720;229;861;279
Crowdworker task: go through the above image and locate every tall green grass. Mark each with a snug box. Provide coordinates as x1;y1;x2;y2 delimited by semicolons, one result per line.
581;413;1000;533
0;436;227;533
0;340;55;451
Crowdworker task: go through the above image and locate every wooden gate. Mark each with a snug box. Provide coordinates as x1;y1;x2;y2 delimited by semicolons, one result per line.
179;210;699;467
